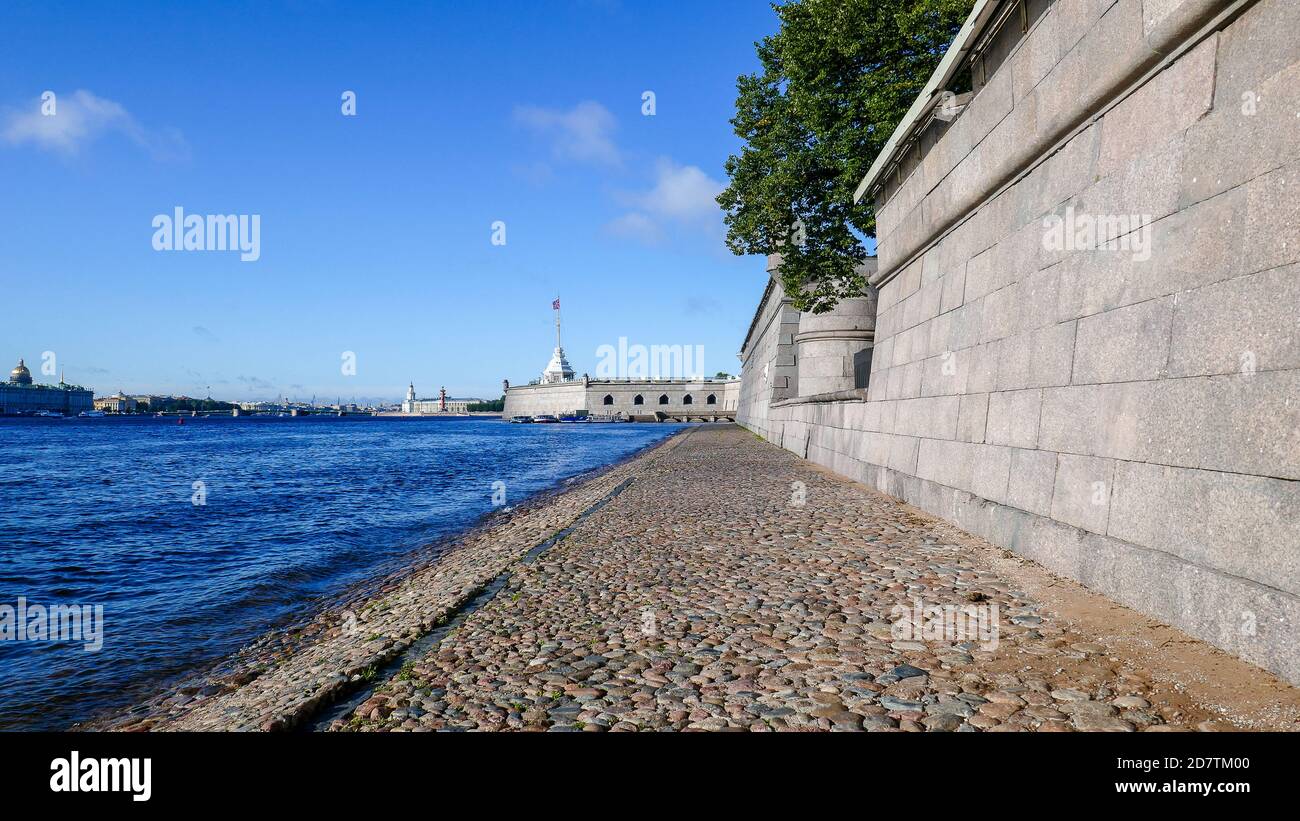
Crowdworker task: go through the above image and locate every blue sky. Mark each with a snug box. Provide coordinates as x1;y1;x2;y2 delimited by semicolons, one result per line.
0;0;779;402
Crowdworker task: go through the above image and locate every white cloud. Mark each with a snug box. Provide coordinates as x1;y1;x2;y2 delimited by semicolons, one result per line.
514;100;620;168
632;158;725;221
607;158;724;244
1;89;187;159
605;212;662;244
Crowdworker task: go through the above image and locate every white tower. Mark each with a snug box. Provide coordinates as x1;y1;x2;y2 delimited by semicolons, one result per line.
403;382;416;413
540;297;575;384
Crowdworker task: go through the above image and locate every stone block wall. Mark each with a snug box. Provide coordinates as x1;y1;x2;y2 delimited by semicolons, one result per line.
503;379;740;418
737;0;1300;683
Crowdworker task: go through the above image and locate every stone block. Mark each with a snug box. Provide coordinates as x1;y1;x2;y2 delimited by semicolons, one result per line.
965;342;1001;394
1211;0;1300;113
977;92;1040;199
887;435;919;473
948;300;985;352
915;438;975;490
1037;382;1133;459
978;285;1018;345
985;389;1042;449
965;53;1015;148
900;360;924;399
1097;34;1216;179
895;394;959;440
920;349;963;398
1007;447;1058;517
939;261;967;315
1244;159;1300;275
1074;132;1185;228
1011;4;1061;102
1053;0;1116;62
1109;460;1300;595
1050;453;1115;534
1142;0;1221;53
1070;296;1174;384
926;311;954;360
1056;183;1246;322
970;444;1012;504
1015;264;1063;333
964;245;999;304
956;392;989;443
1182;60;1300;207
1036;0;1152;142
995;321;1077;391
1167;263;1300;378
1132;370;1300;481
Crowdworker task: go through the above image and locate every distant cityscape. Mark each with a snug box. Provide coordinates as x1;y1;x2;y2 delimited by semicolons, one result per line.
1;356;499;417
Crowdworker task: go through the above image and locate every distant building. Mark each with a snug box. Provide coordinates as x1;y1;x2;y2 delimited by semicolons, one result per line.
500;309;740;421
504;375;740;421
94;391;138;413
0;358;93;416
401;383;473;414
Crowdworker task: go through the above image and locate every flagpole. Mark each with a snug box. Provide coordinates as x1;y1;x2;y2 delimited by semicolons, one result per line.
554;296;562;350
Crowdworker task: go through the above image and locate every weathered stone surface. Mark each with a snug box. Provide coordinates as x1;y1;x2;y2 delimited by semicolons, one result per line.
1167;264;1300;378
985;389;1042;449
1097;34;1216;178
1050;454;1115;535
956;392;989;443
1071;297;1174;384
1243;160;1300;275
970;444;1013;504
1007;448;1057;518
995;322;1076;391
1108;461;1300;593
738;0;1300;689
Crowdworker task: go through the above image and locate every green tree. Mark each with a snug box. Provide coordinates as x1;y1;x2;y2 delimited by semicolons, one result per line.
718;0;971;313
468;396;506;412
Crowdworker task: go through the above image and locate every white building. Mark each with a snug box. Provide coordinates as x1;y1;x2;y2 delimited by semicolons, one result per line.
401;383;472;415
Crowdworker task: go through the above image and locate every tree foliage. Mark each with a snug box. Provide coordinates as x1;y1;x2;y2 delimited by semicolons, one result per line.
718;0;972;312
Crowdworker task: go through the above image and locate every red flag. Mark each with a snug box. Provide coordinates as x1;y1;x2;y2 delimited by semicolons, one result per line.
552;298;561;310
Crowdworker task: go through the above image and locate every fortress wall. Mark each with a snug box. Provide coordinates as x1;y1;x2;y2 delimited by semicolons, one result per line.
738;0;1300;683
736;271;801;441
501;383;588;417
503;380;740;418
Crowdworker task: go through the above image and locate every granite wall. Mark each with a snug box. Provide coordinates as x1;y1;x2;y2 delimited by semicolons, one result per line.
737;0;1300;683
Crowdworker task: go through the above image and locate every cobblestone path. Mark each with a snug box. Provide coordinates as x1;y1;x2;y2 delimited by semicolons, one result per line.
340;425;1298;732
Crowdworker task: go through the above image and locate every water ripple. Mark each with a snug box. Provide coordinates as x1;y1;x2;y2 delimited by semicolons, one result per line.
0;415;680;729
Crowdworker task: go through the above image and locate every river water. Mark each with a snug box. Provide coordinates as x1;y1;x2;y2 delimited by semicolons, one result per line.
0;415;682;730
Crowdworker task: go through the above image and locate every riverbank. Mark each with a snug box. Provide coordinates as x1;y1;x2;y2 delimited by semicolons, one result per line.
90;428;692;731
116;425;1299;732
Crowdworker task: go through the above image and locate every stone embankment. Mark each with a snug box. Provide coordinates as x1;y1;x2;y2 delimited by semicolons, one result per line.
125;425;1300;732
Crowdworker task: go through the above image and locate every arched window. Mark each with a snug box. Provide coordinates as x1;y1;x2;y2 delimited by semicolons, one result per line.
683;394;693;405
602;394;614;406
706;394;716;405
658;394;669;405
633;394;644;406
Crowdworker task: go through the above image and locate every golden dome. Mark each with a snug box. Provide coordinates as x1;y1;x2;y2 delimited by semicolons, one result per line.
9;358;32;385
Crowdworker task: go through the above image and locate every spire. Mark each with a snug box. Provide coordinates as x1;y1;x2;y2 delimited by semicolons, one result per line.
541;297;574;383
